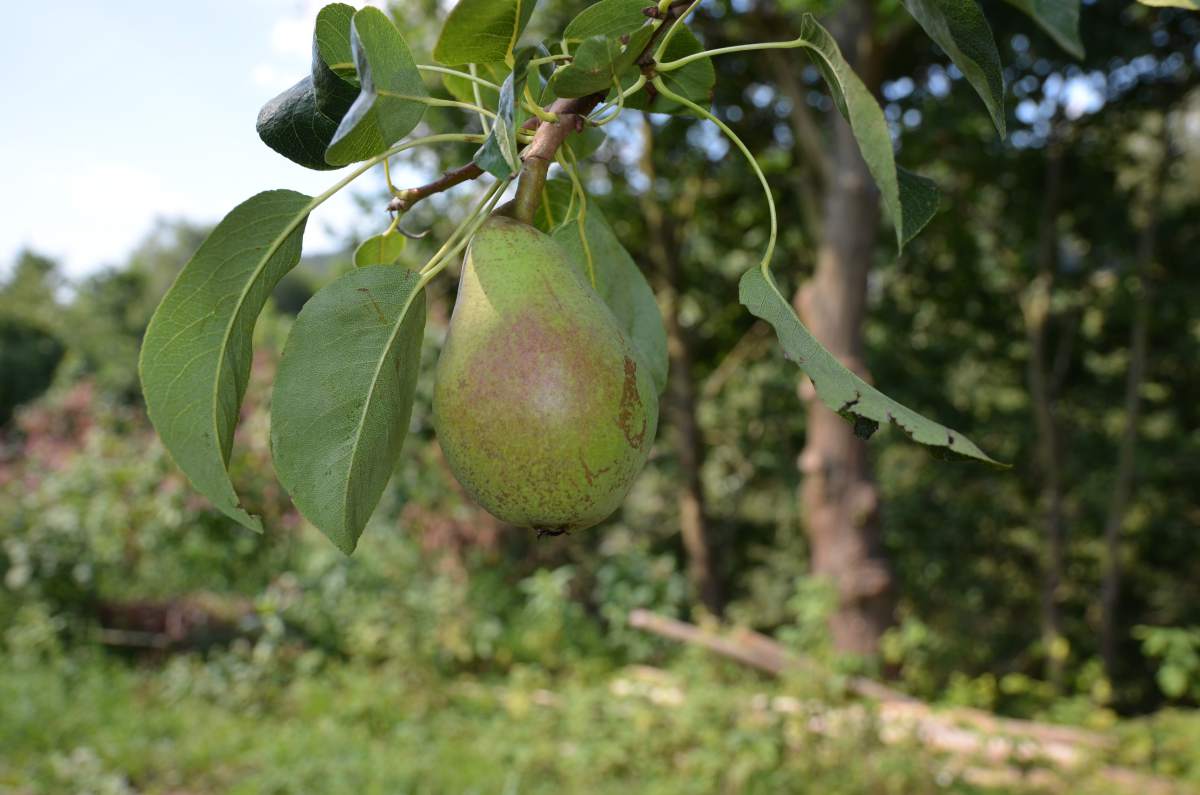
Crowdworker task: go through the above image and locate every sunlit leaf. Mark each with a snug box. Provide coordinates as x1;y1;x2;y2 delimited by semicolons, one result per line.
326;7;427;166
563;0;649;42
354;233;407;266
433;0;539;65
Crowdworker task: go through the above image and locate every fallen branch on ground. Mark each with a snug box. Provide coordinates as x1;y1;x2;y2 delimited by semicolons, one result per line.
628;609;1185;794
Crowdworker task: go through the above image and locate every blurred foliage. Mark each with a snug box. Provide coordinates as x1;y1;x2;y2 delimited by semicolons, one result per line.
2;0;1200;791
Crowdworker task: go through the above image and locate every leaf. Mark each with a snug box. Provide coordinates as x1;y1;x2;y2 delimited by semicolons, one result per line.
1137;0;1199;8
473;52;534;179
535;180;668;395
442;62;507;108
796;14;938;251
433;0;539;66
271;265;427;554
312;3;361;120
139;190;314;532
354;233;407;266
738;267;1000;465
553;35;631;98
313;3;358;83
255;4;360;171
897;167;940;248
256;77;346;171
1003;0;1084;58
326;7;427;167
562;125;607;160
902;0;1006;137
563;0;650;42
624;26;714;115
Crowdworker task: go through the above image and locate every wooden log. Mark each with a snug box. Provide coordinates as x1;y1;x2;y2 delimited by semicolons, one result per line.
627;609;1186;794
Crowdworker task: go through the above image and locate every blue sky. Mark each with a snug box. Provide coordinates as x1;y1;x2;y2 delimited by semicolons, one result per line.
2;1;399;279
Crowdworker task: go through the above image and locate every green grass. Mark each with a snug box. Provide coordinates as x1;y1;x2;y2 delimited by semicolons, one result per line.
0;650;999;795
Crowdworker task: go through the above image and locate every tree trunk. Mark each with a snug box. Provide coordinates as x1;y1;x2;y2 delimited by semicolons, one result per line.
641;121;723;615
1025;134;1067;689
794;0;895;657
1100;129;1168;681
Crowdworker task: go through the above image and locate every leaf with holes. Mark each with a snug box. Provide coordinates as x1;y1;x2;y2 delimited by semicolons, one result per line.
139;190;314;531
903;0;1006;137
326;7;427;166
271;265;427;553
739;267;1000;464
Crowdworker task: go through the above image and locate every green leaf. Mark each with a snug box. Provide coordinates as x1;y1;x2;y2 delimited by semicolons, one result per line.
897;167;940;248
553;35;631;98
433;0;539;66
796;14;938;251
535;179;668;395
562;125;607;160
474;52;534;179
902;0;1006;137
1003;0;1084;58
271;266;427;554
257;77;346;171
354;233;407;266
326;7;427;167
314;3;358;83
442;62;507;108
312;3;361;120
1137;0;1199;8
563;0;649;42
739;267;1000;465
139;191;314;532
624;26;714;115
256;4;361;171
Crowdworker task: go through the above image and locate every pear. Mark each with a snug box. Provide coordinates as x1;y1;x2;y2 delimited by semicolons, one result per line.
433;214;658;533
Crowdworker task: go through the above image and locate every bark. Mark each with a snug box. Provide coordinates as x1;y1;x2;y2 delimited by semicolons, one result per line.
1100;132;1168;680
793;0;895;657
640;120;722;615
1025;134;1066;688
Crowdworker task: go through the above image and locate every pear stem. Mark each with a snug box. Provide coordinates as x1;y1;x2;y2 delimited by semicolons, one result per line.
512;156;550;225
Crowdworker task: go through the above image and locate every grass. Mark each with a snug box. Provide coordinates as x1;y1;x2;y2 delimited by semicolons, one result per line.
1;649;999;795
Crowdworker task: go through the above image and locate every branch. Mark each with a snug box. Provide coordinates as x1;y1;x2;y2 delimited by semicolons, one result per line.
626;610;1183;795
391;0;698;216
387;161;485;213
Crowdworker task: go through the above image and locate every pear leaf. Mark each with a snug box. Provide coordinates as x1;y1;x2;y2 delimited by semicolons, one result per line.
739;267;1001;465
271;265;427;554
140;190;314;532
326;7;427;166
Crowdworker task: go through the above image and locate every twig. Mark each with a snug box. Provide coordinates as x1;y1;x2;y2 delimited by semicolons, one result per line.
627;610;1187;794
394;0;697;215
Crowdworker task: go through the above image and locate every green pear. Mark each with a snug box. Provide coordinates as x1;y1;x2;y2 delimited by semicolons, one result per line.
433;214;658;533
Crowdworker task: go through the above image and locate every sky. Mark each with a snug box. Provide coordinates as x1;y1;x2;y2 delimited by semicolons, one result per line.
1;0;399;279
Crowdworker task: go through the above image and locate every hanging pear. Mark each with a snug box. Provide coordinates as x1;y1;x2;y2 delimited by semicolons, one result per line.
433;214;658;533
